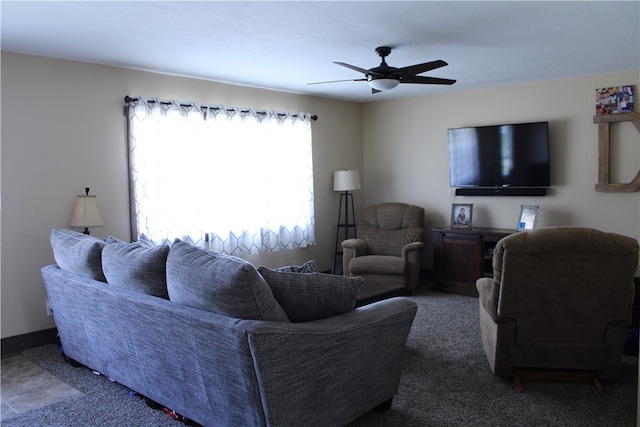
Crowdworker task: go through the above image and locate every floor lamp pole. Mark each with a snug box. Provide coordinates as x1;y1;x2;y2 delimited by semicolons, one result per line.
332;190;357;275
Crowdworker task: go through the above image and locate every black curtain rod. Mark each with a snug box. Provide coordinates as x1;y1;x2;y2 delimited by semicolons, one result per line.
124;96;317;121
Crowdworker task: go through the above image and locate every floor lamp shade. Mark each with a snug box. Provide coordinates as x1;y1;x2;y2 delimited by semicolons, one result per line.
69;188;104;234
333;170;361;192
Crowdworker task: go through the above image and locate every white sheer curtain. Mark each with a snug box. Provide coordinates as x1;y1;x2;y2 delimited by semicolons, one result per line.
126;97;315;255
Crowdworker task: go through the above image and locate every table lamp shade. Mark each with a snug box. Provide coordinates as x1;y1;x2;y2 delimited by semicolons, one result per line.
333;170;361;192
70;193;104;229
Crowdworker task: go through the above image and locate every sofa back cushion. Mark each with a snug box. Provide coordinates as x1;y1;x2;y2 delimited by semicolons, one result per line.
258;267;363;322
166;240;288;322
50;229;106;282
102;237;170;298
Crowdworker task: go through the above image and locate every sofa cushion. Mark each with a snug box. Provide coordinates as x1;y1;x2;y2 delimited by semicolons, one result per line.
50;229;106;282
166;240;289;322
257;267;363;322
102;238;170;298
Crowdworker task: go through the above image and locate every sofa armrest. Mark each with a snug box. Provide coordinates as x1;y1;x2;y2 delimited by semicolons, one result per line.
342;238;368;275
242;297;417;426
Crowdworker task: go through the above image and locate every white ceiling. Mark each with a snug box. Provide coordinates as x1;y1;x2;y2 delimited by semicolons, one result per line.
2;1;639;103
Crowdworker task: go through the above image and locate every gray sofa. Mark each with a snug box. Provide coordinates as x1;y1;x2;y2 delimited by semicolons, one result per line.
43;229;417;427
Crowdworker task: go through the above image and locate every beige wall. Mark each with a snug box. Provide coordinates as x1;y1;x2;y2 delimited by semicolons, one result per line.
363;71;640;268
1;52;363;338
2;51;639;340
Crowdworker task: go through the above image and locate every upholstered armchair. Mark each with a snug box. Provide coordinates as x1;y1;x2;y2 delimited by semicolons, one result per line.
476;227;638;391
342;203;425;304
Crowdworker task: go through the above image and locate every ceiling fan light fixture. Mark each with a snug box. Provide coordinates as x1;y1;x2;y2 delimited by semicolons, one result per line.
368;78;399;91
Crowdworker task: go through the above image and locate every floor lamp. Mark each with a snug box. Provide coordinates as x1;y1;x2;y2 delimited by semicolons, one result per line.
332;170;361;275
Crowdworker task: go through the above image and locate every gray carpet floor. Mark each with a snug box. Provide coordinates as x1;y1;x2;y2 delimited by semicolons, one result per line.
3;288;638;426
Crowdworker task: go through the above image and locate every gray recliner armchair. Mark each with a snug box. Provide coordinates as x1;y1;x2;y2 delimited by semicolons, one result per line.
476;227;638;392
342;203;425;304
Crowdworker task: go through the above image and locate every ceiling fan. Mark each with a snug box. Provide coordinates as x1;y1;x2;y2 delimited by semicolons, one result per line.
308;46;456;94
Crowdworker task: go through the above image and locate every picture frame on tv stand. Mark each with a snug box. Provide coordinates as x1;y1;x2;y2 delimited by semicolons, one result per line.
517;205;539;231
451;204;473;228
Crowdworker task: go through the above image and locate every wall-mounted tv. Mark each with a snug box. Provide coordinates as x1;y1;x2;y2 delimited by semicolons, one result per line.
448;121;550;195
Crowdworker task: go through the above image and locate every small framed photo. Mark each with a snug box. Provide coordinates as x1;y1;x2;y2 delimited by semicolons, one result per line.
451;204;473;228
517;205;539;231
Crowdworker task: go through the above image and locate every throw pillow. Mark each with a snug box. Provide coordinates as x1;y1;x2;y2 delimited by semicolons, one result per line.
166;240;289;322
105;235;155;247
257;267;363;322
50;229;107;282
102;239;170;298
105;235;125;245
273;260;316;273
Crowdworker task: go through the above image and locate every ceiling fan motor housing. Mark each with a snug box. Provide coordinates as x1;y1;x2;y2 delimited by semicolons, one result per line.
375;46;392;58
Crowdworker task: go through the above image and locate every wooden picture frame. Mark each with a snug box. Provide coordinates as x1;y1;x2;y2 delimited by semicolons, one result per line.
517;205;539;231
451;204;473;228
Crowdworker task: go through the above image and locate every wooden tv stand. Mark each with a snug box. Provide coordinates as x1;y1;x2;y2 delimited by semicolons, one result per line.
432;227;515;297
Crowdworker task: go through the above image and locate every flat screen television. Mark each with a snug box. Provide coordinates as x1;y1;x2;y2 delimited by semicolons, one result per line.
448;121;550;189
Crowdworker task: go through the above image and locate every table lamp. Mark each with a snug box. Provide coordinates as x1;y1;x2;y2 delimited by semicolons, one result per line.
69;187;104;235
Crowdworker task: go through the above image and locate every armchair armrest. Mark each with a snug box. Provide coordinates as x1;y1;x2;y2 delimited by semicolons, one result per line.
401;241;424;259
476;277;500;323
342;238;368;255
243;297;418;426
342;238;368;275
401;241;424;291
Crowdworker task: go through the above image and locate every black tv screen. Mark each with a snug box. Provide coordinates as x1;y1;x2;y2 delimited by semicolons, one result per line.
448;121;550;188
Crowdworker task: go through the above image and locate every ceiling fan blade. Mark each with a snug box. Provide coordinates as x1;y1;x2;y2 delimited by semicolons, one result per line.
395;60;448;77
401;75;456;85
307;78;367;86
333;61;371;75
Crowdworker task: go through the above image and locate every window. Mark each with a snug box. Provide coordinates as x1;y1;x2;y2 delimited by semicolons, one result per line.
126;97;315;255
